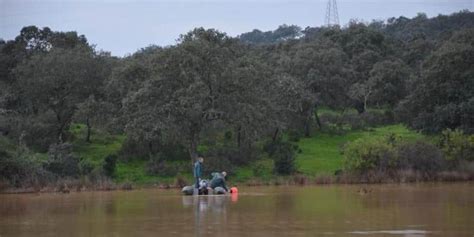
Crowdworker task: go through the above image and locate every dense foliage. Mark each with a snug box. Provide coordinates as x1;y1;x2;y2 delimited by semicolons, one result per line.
1;11;473;186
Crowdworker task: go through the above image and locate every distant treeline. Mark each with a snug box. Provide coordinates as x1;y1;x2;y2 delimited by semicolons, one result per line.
0;11;473;187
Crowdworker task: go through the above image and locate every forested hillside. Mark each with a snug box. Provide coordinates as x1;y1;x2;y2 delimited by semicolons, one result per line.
1;11;473;190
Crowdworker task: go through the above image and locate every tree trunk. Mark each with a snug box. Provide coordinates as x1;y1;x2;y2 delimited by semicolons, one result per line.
188;128;200;166
56;114;64;144
85;117;91;143
304;119;311;137
303;105;315;137
188;141;198;167
148;141;153;154
58;130;63;144
363;96;368;113
57;122;67;144
363;90;371;113
272;127;279;142
314;108;322;130
237;125;242;148
56;112;72;144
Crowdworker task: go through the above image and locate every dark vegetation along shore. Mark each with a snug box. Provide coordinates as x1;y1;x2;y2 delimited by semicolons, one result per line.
1;11;474;193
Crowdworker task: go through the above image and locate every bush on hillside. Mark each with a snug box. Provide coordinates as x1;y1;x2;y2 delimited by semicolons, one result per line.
396;141;445;173
119;136;160;160
103;154;117;177
79;159;95;176
14;114;58;152
252;159;273;178
0;148;51;187
439;129;474;165
146;153;188;176
343;135;451;175
205;144;259;166
288;130;302;142
343;138;396;172
264;139;297;175
45;143;80;177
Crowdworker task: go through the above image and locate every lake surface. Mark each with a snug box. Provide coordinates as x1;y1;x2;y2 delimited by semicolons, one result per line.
1;183;473;237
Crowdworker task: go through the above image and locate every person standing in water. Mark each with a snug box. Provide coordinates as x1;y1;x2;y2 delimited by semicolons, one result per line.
193;157;204;194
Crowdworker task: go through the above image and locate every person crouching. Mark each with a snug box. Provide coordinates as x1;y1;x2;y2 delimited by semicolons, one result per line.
210;171;228;192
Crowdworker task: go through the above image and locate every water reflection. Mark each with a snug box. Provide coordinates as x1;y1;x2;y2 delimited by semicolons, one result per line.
1;184;473;237
182;194;238;237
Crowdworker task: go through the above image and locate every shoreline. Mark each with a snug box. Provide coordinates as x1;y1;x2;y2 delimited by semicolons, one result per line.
2;170;473;195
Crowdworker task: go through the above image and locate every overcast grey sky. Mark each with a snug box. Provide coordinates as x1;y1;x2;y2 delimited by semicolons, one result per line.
1;0;472;56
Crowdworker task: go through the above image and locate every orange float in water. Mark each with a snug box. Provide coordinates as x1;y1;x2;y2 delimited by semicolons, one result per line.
230;187;238;194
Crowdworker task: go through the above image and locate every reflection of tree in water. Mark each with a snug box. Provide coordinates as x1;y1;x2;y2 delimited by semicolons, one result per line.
182;195;234;237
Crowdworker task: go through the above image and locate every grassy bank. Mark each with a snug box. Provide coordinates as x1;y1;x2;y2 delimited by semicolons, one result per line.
4;122;470;194
71;124;428;186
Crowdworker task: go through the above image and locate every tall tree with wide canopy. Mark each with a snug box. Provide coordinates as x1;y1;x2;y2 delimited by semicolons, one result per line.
286;38;354;135
14;46;105;145
399;29;474;133
124;28;273;163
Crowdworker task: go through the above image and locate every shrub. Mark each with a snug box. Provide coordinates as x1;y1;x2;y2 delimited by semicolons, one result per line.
79;159;95;176
252;162;266;177
361;110;394;127
343;138;396;172
0;149;50;187
396;141;445;173
224;131;232;140
342;114;367;131
288;130;302;142
205;144;258;167
319;113;352;134
146;154;187;176
119;136;160;160
344;136;451;176
19;119;58;152
45;143;80;177
103;154;117;177
265;139;297;175
252;159;273;178
439;129;474;165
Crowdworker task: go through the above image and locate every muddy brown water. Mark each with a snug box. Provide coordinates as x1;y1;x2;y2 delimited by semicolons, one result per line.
1;183;473;237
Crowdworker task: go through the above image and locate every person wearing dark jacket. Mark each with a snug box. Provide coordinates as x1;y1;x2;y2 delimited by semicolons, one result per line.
210;171;228;192
193;157;204;191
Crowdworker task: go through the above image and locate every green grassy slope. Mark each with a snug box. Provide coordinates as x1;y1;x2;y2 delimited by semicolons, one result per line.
71;124;125;166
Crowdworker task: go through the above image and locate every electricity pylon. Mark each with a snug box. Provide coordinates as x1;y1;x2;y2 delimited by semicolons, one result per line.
325;0;340;27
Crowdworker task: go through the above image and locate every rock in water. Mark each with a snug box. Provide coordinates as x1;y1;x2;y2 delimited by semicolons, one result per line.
213;187;226;195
